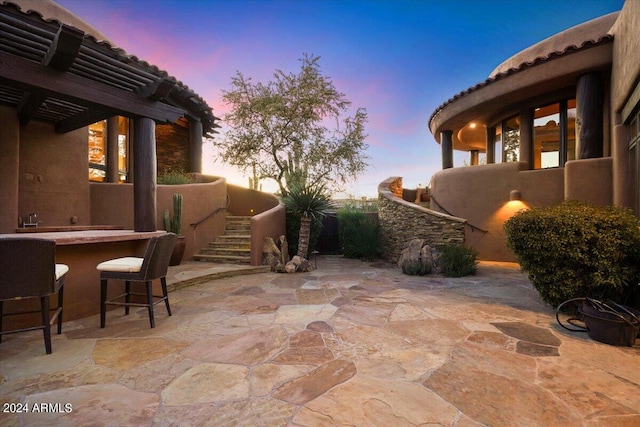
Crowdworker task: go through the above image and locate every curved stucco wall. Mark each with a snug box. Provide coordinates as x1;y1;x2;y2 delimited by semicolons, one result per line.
378;177;466;263
430;163;564;261
251;203;286;266
90;177;227;261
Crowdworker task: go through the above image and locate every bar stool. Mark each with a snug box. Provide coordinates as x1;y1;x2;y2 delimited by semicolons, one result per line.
0;238;67;354
97;233;176;328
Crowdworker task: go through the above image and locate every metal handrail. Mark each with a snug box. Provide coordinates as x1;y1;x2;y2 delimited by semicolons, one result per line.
190;195;230;229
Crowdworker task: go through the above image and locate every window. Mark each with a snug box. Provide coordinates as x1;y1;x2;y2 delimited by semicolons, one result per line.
503;116;520;162
88;117;129;182
530;99;576;168
88;120;106;181
493;98;576;168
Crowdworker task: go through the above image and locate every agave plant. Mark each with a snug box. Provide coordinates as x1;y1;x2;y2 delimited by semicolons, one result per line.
282;182;333;259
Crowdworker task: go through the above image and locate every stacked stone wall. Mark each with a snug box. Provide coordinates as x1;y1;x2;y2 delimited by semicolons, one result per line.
156;123;190;173
378;177;466;263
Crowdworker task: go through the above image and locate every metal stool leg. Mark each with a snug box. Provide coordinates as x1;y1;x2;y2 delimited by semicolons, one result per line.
146;281;155;328
161;277;171;316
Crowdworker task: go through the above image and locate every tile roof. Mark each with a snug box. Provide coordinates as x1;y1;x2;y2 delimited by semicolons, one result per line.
428;35;614;128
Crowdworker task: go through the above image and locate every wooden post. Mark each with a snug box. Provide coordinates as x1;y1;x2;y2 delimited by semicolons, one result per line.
133;117;157;232
470;150;479;166
576;72;603;159
486;126;495;164
106;116;119;182
519;108;534;169
441;130;453;169
189;119;203;173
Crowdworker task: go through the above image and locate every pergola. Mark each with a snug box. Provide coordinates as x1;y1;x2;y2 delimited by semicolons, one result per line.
0;1;219;231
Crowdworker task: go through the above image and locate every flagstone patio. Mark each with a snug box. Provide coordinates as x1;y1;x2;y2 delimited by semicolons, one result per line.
1;256;638;426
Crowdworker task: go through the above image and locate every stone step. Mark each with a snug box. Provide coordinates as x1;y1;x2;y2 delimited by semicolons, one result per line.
200;247;250;256
193;216;254;265
192;253;252;264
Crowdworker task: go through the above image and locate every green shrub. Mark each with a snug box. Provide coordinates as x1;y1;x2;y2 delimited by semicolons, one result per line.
504;201;640;308
337;206;380;260
158;170;194;185
439;243;478;277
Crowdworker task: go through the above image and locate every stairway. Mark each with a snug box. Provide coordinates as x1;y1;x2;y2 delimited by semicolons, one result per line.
193;216;252;264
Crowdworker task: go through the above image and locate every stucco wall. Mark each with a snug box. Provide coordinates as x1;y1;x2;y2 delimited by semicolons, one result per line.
610;0;640;116
227;183;281;216
378;177;466;263
17;120;90;229
430;163;564;261
0;106;20;233
90;178;227;261
564;158;613;205
251;203;287;266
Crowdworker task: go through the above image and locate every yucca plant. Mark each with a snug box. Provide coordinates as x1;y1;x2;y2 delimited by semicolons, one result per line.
282;182;333;259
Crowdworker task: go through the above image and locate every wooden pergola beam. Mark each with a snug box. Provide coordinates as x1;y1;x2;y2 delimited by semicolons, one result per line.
43;24;84;71
0;52;185;129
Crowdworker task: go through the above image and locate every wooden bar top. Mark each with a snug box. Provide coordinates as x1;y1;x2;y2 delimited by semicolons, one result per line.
0;230;166;245
15;225;124;233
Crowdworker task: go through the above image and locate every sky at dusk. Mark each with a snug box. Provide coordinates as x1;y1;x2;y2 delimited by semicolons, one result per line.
56;0;624;198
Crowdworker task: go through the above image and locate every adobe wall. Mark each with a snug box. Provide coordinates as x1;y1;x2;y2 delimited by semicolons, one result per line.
0;106;19;233
378;177;466;263
430;163;564;261
227;183;281;216
90;177;227;261
565;158;613;205
610;0;640;116
17;119;90;229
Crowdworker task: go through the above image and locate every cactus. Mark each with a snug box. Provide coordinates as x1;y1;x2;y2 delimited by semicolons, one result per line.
164;193;183;236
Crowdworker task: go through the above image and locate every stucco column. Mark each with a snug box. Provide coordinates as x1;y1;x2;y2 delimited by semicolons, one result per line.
0;106;20;233
441;130;453;169
612;124;631;208
485;126;495;164
133;117;157;232
189;120;203;173
519;108;534;169
106;116;119;183
576;72;604;159
470;150;479;166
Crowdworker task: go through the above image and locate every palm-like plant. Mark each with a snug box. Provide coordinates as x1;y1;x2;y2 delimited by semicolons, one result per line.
282;182;333;258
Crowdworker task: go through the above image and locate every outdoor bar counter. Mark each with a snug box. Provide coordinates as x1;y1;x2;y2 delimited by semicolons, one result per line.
0;230;166;328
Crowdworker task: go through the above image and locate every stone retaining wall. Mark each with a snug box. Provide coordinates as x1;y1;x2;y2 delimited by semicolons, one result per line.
378;177;466;263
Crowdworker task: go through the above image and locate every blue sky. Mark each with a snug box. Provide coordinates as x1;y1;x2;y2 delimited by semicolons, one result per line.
57;0;624;197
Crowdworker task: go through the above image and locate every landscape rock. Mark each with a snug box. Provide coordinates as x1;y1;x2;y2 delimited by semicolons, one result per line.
397;239;432;275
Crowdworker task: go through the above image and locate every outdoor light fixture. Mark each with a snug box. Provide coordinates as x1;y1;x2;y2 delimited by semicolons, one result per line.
509;189;522;201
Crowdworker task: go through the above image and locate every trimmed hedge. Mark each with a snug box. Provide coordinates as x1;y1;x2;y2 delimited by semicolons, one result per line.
504;201;640;308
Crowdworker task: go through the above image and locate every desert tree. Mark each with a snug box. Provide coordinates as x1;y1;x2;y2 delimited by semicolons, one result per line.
218;54;368;196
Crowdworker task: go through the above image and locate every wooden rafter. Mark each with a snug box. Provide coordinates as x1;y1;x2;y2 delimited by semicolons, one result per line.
0;52;185;130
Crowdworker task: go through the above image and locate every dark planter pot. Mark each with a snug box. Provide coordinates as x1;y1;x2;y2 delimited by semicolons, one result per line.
579;302;639;347
169;236;186;266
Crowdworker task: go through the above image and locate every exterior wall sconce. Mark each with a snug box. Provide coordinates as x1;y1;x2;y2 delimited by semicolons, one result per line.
509;190;522;201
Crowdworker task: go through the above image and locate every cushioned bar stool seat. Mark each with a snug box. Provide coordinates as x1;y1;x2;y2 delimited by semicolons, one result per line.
0;238;67;355
97;233;176;329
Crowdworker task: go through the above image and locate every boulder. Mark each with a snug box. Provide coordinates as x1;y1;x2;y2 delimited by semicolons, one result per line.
398;239;432;275
263;237;284;272
284;255;315;273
